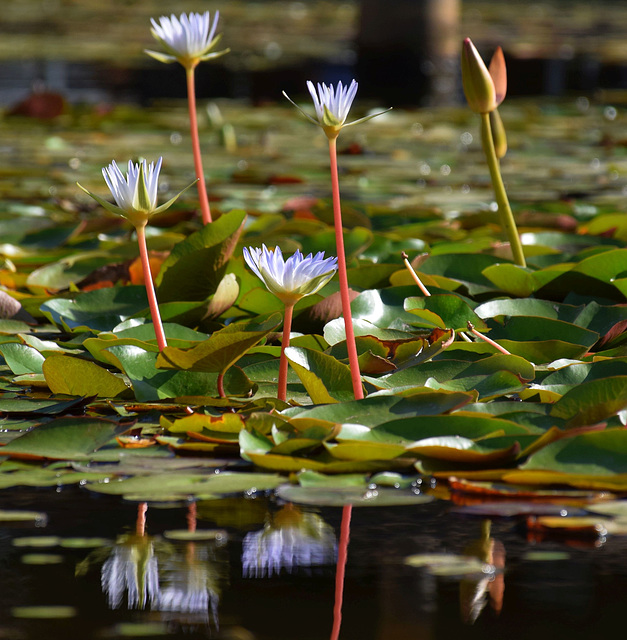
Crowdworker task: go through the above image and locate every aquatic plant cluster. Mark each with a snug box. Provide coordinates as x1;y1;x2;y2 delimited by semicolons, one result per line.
3;8;627;511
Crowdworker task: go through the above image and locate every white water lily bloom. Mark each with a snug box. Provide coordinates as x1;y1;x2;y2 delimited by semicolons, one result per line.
78;158;196;228
308;80;358;128
283;79;391;138
243;245;338;305
146;11;229;67
104;158;161;213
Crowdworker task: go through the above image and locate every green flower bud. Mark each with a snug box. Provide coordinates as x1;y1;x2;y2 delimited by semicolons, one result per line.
462;38;497;114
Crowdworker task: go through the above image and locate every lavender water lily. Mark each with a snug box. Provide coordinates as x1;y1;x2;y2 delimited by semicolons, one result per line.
284;80;390;400
243;245;337;402
78;158;196;351
146;12;229;225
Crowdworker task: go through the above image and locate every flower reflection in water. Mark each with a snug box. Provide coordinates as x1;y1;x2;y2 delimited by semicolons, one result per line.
79;503;225;631
242;503;337;577
88;503;160;610
101;533;160;610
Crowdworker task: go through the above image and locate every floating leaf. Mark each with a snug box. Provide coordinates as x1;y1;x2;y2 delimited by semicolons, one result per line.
405;294;486;331
41;286;148;332
0;343;45;375
108;345;254;400
42;354;130;398
550;376;627;427
522;428;627;475
156;314;281;375
1;417;129;460
276;485;434;507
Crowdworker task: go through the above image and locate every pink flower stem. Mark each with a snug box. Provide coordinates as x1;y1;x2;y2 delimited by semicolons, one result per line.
136;224;167;351
330;504;352;640
328;137;363;400
278;303;294;402
186;65;212;225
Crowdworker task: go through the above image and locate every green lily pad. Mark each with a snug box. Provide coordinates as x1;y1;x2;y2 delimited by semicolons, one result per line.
42;354;130;398
156;314;282;375
156;209;246;302
276;485;434;507
40;286;149;333
108;345;254;400
1;417;129;460
521;428;627;475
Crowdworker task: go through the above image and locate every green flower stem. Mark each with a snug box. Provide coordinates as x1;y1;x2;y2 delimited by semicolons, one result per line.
331;504;352;640
136;224;168;351
278;302;294;402
328;137;364;401
186;66;212;225
480;112;526;267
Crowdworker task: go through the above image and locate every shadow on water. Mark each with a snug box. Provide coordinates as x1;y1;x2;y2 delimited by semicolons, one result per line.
2;486;627;639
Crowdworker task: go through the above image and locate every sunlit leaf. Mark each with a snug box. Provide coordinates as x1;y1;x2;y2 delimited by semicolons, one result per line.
42;354;130;398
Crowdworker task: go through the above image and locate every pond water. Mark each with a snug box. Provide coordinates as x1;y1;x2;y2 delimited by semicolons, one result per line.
2;486;626;639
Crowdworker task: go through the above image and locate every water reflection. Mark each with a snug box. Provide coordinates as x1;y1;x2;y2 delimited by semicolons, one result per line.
242;503;337;577
101;530;160;610
330;505;352;640
459;519;505;624
78;502;226;632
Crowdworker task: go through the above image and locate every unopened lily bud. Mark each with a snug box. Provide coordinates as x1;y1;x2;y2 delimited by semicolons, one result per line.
461;38;497;114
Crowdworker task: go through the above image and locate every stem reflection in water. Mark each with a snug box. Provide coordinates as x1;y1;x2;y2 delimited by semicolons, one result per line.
330;504;352;640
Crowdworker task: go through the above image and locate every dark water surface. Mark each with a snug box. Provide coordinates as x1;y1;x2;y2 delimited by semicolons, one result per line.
1;486;626;640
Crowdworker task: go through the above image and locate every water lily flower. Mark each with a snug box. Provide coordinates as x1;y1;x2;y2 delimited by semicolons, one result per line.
243;245;337;402
243;245;337;306
146;11;229;68
78;159;195;351
283;80;388;400
78;158;194;229
283;80;390;140
146;12;229;225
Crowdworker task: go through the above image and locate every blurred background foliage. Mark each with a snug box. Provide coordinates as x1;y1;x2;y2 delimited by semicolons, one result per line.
1;0;627;109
